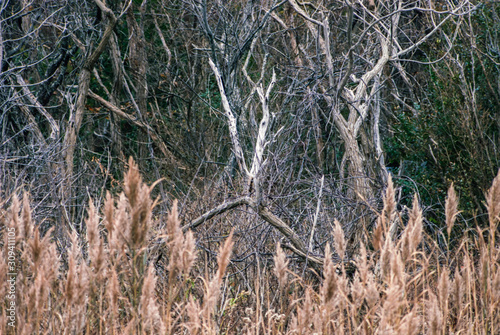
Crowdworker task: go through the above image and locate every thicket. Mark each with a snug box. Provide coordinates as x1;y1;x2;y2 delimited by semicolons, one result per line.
1;0;500;333
385;3;500;224
0;159;499;334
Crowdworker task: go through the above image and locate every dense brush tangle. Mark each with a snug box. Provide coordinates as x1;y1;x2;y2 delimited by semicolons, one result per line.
1;158;499;334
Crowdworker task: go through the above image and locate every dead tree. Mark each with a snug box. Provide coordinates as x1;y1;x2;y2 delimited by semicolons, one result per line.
273;0;474;251
183;0;475;262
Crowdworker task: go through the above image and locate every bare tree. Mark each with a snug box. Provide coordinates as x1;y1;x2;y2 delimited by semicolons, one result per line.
61;0;132;217
183;0;325;265
271;0;475;248
180;0;475;262
0;0;133;233
0;0;79;232
0;0;480;269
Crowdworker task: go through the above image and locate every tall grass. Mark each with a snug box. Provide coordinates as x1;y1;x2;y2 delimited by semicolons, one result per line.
1;159;499;334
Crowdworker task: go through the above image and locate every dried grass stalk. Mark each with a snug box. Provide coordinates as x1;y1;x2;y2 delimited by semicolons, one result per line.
3;159;500;334
321;244;337;305
486;169;500;227
140;265;165;333
333;219;346;261
273;242;289;287
445;183;459;237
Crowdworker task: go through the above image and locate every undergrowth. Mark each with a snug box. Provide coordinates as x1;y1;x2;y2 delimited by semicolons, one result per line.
1;158;499;334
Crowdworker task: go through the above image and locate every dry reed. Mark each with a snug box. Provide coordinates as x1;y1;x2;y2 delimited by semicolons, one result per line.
0;161;499;334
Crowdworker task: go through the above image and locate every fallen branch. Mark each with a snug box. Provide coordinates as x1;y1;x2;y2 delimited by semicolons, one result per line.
256;205;308;258
184;195;324;267
182;196;254;232
281;243;323;266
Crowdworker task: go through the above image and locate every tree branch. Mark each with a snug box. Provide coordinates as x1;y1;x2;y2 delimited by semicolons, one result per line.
88;90;180;165
182;195;323;266
16;74;59;139
183;196;254;232
208;57;249;176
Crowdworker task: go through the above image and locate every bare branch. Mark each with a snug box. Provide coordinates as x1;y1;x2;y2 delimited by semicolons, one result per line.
308;175;324;252
88;90;179;165
183;195;319;265
208;57;249;176
15;74;59;139
152;12;172;69
288;0;323;26
183;196;254;232
12;90;47;146
395;1;472;58
249;69;276;180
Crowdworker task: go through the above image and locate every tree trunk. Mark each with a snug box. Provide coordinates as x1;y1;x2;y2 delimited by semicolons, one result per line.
126;4;149;161
61;1;119;223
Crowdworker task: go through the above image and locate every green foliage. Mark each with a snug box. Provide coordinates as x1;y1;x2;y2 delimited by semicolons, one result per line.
385;4;500;227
